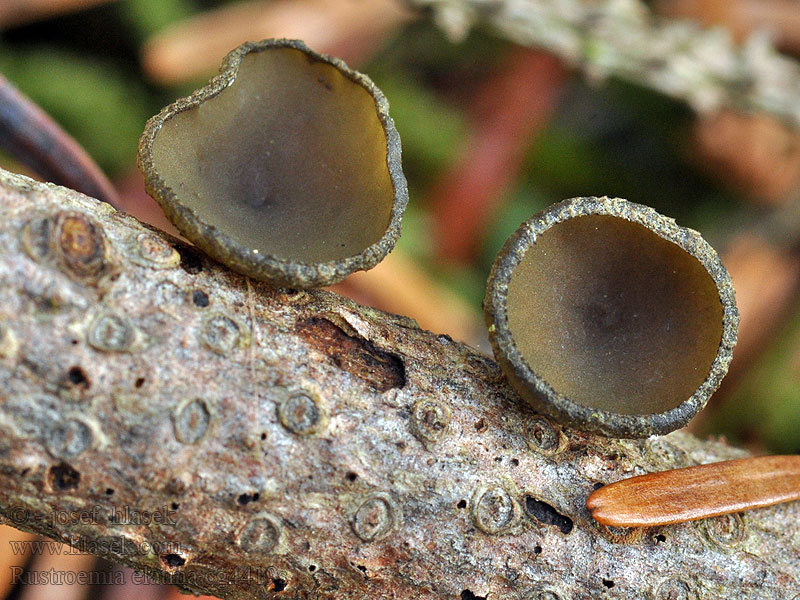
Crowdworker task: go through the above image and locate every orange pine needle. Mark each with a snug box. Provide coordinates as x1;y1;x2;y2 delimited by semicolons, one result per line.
587;455;800;527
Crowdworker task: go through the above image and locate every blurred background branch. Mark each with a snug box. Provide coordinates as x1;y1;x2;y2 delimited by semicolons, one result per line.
413;0;800;130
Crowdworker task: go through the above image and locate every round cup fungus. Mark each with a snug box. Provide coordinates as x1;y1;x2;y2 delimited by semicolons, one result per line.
138;39;408;288
484;197;738;438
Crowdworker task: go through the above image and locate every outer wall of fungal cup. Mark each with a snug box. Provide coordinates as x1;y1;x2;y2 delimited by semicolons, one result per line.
483;197;739;438
138;38;408;288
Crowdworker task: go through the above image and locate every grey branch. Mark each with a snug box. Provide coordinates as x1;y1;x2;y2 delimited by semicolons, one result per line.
0;167;798;599
412;0;800;130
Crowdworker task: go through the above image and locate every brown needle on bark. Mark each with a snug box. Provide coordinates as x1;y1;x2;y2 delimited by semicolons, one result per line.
587;455;800;527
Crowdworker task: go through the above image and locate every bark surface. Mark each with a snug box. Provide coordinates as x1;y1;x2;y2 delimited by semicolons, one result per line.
0;168;798;599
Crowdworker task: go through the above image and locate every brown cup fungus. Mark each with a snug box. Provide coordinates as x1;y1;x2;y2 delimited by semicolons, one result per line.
484;197;738;438
138;39;407;288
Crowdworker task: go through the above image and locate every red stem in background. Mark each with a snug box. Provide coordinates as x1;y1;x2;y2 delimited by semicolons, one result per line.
0;73;120;209
429;48;566;263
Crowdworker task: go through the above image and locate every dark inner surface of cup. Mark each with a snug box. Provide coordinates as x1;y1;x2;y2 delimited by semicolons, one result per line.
506;214;724;415
151;47;394;264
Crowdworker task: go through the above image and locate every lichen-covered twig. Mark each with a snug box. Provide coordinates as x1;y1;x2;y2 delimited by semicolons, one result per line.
0;168;798;599
412;0;800;131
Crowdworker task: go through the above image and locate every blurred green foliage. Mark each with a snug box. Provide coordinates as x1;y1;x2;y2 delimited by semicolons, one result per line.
713;311;800;453
119;0;196;39
0;45;152;175
0;0;205;177
369;71;468;192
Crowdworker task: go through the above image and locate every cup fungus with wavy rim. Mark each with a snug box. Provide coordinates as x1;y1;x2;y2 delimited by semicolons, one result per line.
138;39;408;288
484;197;738;438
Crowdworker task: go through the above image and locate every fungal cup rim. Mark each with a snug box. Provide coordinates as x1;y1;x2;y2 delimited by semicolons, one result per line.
137;38;408;288
484;196;739;438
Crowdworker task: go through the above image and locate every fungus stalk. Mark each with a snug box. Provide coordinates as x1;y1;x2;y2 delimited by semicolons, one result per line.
0;170;798;599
